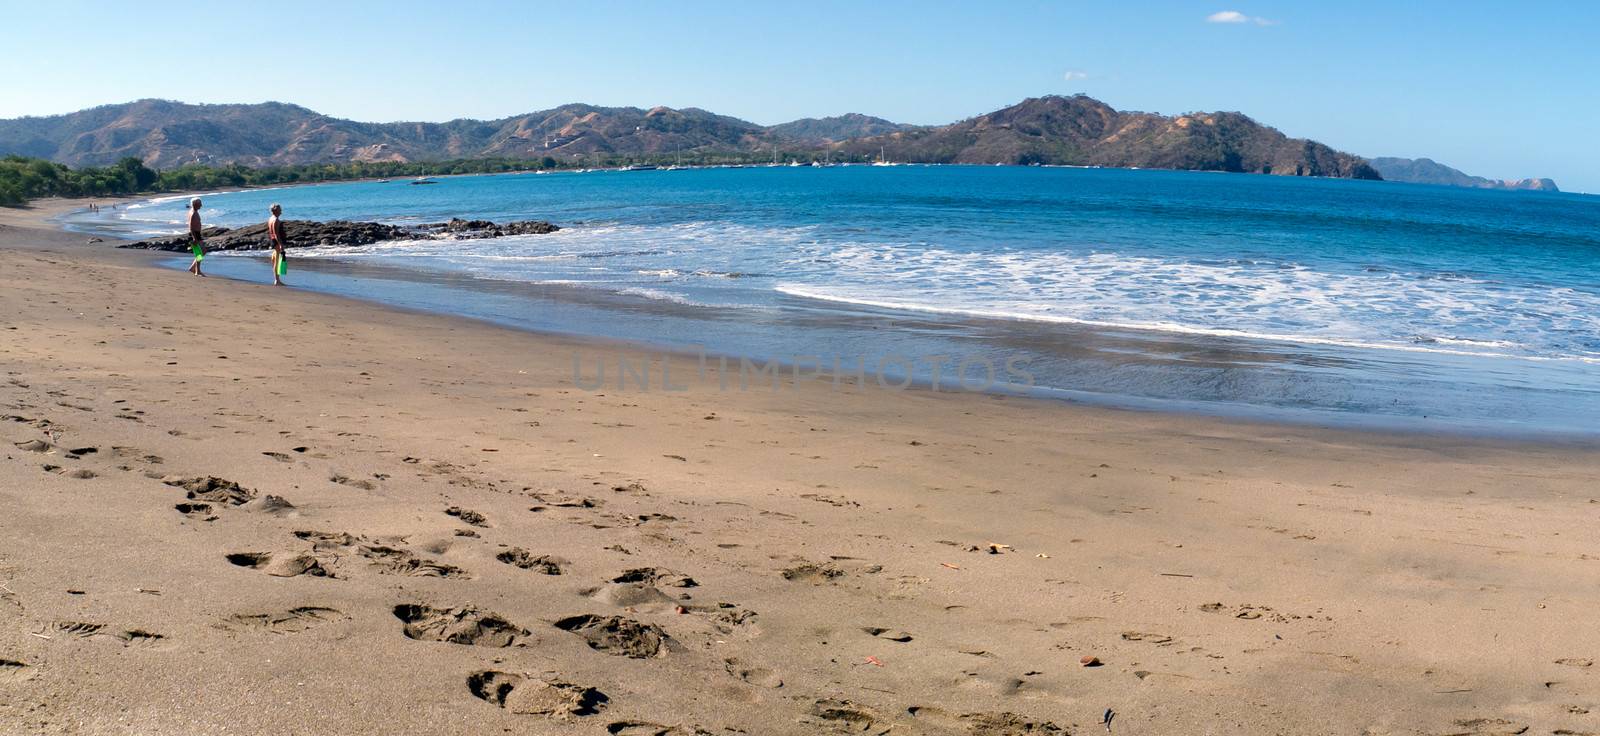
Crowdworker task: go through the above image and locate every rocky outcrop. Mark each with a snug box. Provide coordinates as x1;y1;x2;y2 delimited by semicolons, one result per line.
421;218;561;237
119;218;559;252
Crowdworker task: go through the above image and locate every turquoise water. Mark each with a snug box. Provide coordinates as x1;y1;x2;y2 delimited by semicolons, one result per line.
72;166;1600;435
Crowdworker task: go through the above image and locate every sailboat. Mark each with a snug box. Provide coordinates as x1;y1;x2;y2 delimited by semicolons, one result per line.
872;146;900;167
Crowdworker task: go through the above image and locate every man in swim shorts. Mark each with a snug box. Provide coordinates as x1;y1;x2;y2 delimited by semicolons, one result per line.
267;204;287;286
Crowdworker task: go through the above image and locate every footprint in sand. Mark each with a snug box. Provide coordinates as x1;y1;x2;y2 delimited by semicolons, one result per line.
164;476;255;506
242;495;298;516
905;706;1067;735
781;561;844;584
112;447;163;465
553;614;671;659
496;548;566;574
289;531;469;578
1443;717;1530;736
445;506;490;527
808;699;881;731
14;439;51;453
225;552;332;578
392;604;529;647
115;630;167;647
360;545;470;578
612;567;697;588
261;451;293;463
863;627;914;642
329;474;376;490
607;722;692;735
0;659;34;683
583;582;682;613
467;670;608;717
224;606;348;634
723;657;783;688
44;622;167;648
173;502;214;519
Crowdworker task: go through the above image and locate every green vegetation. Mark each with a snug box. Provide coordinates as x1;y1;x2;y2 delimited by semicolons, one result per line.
0;151;863;207
0;155;575;206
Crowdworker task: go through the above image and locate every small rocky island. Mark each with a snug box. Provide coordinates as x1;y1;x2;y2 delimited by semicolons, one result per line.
119;218;559;252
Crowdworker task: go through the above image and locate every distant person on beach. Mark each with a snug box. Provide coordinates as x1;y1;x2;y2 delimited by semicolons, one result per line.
267;204;287;286
187;198;205;277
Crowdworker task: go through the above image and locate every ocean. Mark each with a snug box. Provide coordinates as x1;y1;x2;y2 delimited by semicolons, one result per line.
64;165;1600;436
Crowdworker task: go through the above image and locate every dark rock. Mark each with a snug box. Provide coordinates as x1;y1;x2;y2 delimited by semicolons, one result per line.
119;217;559;253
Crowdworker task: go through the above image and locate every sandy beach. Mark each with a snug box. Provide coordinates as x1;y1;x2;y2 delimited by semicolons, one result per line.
2;201;1598;735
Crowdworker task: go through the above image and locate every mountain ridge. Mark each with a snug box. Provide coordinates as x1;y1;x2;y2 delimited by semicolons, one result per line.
1;95;1381;180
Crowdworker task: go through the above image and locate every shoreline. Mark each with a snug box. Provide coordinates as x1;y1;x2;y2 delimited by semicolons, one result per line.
4;208;1600;734
26;192;1600;444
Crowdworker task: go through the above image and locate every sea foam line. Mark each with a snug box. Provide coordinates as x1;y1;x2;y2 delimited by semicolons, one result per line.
773;284;1599;364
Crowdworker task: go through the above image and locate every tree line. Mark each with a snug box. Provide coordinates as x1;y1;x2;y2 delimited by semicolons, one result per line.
0;155;571;206
0;148;872;207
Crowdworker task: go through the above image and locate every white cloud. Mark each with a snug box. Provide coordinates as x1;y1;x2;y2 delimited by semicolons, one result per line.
1206;10;1277;25
1063;70;1090;82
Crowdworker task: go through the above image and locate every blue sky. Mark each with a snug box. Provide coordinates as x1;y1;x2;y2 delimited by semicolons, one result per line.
3;0;1595;191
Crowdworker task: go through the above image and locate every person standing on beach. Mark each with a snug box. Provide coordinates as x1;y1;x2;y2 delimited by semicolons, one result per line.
187;198;205;277
267;204;287;286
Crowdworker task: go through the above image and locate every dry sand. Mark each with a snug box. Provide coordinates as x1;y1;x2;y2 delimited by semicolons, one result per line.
1;203;1598;735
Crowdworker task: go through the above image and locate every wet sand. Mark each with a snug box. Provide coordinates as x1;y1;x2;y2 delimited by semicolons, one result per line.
2;202;1598;735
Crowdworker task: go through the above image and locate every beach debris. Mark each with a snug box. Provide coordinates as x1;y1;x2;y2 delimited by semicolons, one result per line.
987;543;1012;554
1555;658;1593;668
1036;553;1051;559
1080;655;1103;667
863;627;913;642
940;562;962;570
1102;708;1115;732
864;656;885;667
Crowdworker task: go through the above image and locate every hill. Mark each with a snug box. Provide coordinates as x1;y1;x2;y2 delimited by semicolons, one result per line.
767;113;915;142
837;95;1379;178
0;96;1379;179
1369;157;1558;192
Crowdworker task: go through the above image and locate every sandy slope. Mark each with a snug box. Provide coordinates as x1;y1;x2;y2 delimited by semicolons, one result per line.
1;213;1597;735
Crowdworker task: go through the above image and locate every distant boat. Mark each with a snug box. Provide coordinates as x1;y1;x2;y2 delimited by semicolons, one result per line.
872;146;901;167
788;160;803;167
375;179;392;183
410;177;438;185
619;164;658;171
